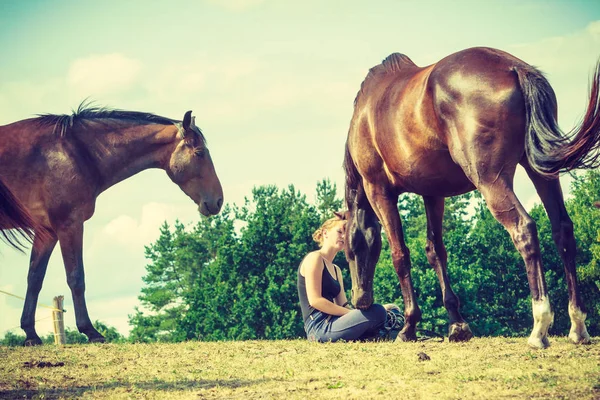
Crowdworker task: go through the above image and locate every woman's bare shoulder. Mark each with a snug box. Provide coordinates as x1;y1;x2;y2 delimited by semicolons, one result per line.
300;251;323;275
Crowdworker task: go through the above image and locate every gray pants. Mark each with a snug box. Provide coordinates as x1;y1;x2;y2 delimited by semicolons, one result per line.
304;304;386;342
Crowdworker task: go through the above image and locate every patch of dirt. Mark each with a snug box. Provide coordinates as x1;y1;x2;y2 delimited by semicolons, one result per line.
23;361;65;368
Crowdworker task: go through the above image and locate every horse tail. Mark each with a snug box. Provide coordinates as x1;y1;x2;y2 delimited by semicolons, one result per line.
515;60;600;176
0;178;37;252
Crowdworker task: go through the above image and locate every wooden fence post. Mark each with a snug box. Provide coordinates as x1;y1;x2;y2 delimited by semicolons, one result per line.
52;296;66;345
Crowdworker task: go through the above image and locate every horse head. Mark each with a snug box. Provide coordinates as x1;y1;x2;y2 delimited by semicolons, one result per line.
167;111;223;216
344;188;382;309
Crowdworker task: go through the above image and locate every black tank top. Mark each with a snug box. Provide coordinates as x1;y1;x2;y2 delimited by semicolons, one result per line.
297;258;341;323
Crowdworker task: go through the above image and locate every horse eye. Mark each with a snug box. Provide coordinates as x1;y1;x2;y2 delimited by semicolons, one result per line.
194;149;205;158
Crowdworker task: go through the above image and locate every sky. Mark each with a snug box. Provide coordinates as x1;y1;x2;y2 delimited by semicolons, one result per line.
1;0;599;338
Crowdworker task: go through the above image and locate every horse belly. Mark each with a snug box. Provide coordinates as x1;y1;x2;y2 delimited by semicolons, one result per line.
385;152;475;197
374;120;474;196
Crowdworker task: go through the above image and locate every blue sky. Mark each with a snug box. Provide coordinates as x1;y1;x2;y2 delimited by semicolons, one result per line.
1;0;599;337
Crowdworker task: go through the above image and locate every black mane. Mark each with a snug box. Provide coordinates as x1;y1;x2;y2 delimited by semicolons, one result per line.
34;101;199;139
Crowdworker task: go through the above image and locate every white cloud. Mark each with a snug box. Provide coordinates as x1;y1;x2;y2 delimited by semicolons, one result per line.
207;0;266;12
510;20;600;74
0;78;69;124
219;58;261;85
508;20;600;126
87;295;140;335
586;20;600;36
102;202;196;249
67;53;142;96
143;57;259;107
145;64;207;98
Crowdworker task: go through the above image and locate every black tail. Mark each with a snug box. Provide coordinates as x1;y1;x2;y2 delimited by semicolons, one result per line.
516;60;600;176
0;178;36;252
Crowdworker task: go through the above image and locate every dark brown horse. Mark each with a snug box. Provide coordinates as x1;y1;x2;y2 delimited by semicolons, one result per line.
0;103;223;345
343;47;600;348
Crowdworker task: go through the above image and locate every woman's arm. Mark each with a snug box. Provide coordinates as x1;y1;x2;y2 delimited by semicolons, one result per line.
333;265;350;307
302;253;350;316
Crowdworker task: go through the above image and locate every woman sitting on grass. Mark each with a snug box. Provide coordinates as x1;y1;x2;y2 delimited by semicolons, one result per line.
297;213;401;342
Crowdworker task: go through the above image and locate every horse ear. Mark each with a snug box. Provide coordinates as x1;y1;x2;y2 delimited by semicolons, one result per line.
183;111;193;130
333;211;347;220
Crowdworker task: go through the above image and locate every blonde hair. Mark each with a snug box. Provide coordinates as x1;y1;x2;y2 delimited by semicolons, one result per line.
312;213;346;247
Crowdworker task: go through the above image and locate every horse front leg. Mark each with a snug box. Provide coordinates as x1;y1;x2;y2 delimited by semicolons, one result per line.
364;183;421;342
57;223;105;343
348;206;382;309
524;165;590;344
423;196;473;342
21;231;57;346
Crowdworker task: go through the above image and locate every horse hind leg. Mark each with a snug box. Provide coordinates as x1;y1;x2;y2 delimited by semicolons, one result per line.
478;180;553;349
21;231;58;346
523;164;591;345
423;196;473;342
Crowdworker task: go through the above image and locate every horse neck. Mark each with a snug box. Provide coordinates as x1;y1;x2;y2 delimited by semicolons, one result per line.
79;121;180;191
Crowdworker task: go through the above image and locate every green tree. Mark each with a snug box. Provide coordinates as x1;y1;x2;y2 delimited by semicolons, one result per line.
563;170;600;334
129;173;600;342
129;209;236;342
315;178;343;222
94;320;126;343
0;331;26;346
132;182;340;341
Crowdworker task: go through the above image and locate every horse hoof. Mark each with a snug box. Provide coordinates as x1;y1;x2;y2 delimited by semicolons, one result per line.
396;329;417;342
88;336;106;344
527;335;550;349
23;337;43;346
448;322;473;342
569;331;591;345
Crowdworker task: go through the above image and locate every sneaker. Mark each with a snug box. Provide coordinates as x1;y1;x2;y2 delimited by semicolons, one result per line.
383;303;404;331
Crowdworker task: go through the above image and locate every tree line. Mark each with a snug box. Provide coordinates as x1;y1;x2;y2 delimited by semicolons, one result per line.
2;173;600;344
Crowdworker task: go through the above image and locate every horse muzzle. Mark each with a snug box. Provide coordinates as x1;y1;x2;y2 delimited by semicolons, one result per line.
198;197;223;216
352;288;374;309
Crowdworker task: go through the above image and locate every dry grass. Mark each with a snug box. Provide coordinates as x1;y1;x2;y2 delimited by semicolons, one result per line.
0;336;599;399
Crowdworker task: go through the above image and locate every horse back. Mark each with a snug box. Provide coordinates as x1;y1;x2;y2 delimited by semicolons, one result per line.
348;47;530;196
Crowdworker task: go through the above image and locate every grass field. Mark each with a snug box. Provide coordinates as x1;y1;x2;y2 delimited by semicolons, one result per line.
0;336;599;399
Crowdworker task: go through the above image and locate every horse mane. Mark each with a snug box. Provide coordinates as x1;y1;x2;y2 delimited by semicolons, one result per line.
346;53;417;204
353;53;417;107
34;101;206;143
343;142;361;209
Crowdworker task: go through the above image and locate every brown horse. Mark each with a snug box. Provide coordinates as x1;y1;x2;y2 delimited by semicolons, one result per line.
343;47;600;348
0;103;223;345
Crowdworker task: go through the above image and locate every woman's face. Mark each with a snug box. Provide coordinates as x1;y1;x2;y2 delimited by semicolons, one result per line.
323;221;346;252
